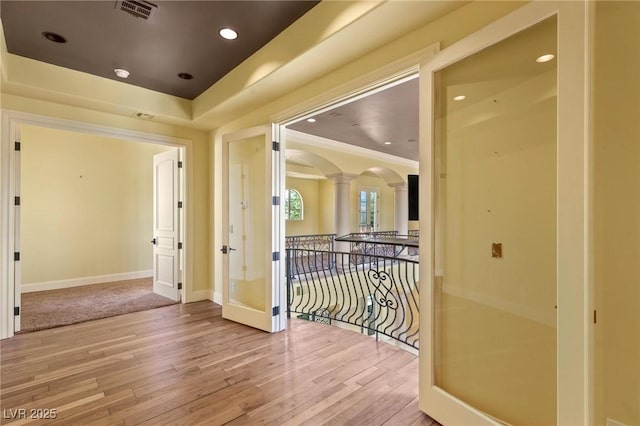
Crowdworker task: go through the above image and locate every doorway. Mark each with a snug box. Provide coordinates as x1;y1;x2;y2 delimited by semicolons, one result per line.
1;110;192;337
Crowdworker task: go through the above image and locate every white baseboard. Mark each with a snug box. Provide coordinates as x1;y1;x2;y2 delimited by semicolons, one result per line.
22;270;153;293
213;291;222;305
191;289;214;302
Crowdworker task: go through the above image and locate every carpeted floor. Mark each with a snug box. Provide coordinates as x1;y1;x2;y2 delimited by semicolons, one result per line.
19;277;179;332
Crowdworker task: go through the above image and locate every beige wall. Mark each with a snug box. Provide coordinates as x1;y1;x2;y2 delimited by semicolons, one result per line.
318;179;334;235
20;125;170;285
594;2;640;425
284;177;322;236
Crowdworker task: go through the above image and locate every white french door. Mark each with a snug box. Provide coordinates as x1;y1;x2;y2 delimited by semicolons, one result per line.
221;125;284;332
152;148;181;301
358;188;379;233
419;1;591;425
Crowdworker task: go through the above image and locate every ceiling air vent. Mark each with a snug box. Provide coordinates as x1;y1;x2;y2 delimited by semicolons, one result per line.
116;0;157;20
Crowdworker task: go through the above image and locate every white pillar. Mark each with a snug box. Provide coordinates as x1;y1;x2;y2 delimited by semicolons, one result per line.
328;173;358;252
390;182;408;235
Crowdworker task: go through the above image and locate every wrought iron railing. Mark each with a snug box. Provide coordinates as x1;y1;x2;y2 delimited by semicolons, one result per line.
285;233;336;251
286;248;419;350
285;234;336;276
335;231;419;259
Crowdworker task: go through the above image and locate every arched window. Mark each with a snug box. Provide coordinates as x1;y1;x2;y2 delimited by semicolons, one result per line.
285;188;303;220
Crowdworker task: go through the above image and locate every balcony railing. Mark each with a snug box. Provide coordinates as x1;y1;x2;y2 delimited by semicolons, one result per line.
286;248;419;350
285;233;336;251
285;234;337;276
335;231;419;259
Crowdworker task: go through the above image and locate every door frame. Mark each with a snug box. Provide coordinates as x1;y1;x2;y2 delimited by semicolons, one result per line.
0;109;193;339
211;44;441;321
418;1;593;424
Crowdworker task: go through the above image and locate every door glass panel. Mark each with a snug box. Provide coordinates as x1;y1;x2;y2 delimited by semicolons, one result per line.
359;189;378;232
434;17;557;425
228;135;266;312
359;190;367;230
369;191;377;229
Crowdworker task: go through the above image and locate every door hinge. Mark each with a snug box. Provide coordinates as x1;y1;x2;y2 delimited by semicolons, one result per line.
178;201;183;208
272;306;280;316
14;196;20;206
178;242;183;250
594;309;597;324
178;282;182;290
272;196;280;206
272;252;280;261
14;306;20;316
272;141;280;151
14;252;20;261
178;161;183;168
14;142;21;151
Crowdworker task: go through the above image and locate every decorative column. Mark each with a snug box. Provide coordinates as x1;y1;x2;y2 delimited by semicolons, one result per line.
390;182;408;235
328;173;358;252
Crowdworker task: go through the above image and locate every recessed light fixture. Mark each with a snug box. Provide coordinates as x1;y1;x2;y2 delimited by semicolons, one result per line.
114;68;130;79
536;54;555;63
42;31;66;43
453;95;466;101
384;141;392;145
178;73;193;80
306;118;317;123
219;28;238;40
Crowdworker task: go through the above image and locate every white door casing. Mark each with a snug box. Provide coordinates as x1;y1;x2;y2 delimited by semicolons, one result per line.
153;148;181;302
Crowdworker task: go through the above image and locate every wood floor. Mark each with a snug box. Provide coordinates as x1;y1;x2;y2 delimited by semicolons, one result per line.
0;301;438;425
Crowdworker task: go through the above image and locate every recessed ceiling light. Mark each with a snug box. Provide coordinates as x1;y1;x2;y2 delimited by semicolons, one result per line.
178;73;193;80
306;118;316;123
42;31;66;43
384;141;392;145
453;95;466;101
219;28;238;40
114;68;130;79
536;54;555;63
